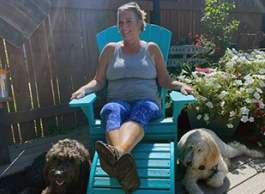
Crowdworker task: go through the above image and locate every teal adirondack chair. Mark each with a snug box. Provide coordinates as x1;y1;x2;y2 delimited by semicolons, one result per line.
69;24;195;194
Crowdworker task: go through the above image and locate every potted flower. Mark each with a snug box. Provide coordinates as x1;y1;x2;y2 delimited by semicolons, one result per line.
178;49;265;138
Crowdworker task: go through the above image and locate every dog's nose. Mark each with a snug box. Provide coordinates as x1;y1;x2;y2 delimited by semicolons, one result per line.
54;170;64;177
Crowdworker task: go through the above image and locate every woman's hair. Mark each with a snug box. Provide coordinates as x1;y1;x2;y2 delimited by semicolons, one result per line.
117;2;146;32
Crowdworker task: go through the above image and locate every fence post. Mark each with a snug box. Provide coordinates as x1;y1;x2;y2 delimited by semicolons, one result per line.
151;0;160;25
0;100;10;165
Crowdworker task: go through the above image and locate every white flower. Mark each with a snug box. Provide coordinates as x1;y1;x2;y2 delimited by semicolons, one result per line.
249;117;254;122
234;80;242;86
203;114;209;121
240;87;245;92
259;68;265;74
259;80;265;88
218;91;228;98
241;115;248;123
245;98;252;103
227;123;234;128
240;107;249;115
258;101;264;109
196;114;202;120
215;84;222;89
226;61;234;68
229;111;236;117
244;74;254;85
177;75;185;81
254;92;261;100
195;106;200;111
192;72;198;78
206;102;214;108
220;101;225;107
256;88;263;94
239;55;247;61
246;88;254;94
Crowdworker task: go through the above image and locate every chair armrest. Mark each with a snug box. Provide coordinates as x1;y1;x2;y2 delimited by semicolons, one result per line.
169;91;196;120
69;93;97;107
69;93;97;126
169;91;195;103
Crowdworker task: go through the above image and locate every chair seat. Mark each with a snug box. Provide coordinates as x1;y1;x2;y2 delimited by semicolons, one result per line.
88;142;175;194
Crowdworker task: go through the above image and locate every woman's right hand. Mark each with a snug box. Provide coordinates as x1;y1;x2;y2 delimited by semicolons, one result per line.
71;87;86;100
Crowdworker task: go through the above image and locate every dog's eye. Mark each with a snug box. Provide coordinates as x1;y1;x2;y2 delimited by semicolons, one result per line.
197;148;202;152
199;165;205;170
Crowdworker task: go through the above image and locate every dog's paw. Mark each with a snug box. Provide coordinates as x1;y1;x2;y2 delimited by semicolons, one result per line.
206;175;224;188
41;187;50;194
251;150;264;158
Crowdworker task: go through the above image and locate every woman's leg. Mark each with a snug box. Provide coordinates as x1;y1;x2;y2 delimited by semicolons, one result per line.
97;99;161;191
106;129;120;146
107;100;161;192
115;121;144;153
105;121;144;153
101;99;161;153
100;100;130;147
97;101;130;176
112;99;161;153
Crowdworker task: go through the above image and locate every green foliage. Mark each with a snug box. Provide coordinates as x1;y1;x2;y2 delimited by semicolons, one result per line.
178;49;265;132
201;0;240;50
219;49;265;77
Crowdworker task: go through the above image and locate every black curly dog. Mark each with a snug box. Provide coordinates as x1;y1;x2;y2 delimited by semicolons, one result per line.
41;139;91;194
0;139;91;194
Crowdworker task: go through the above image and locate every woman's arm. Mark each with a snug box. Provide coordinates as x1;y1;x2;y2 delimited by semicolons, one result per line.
71;43;115;99
148;42;192;95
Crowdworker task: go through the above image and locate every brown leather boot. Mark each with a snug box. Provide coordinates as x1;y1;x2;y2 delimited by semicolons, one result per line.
115;153;140;193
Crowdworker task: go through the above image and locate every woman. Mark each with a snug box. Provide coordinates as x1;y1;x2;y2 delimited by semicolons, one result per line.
71;2;192;192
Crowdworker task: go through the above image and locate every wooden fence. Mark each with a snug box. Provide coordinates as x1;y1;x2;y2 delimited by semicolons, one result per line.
0;0;264;144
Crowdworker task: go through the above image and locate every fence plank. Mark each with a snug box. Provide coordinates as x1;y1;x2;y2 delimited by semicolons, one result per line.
49;8;78;131
0;39;17;144
7;104;79;124
6;42;35;143
51;0;153;10
28;20;57;136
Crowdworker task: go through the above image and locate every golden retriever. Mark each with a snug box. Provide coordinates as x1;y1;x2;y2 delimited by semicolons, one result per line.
178;128;264;194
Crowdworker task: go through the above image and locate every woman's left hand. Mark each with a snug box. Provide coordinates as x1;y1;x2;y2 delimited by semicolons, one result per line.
180;84;193;95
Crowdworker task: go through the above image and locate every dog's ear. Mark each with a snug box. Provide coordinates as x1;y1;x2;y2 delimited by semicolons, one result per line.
43;153;52;185
43;161;50;185
205;135;220;169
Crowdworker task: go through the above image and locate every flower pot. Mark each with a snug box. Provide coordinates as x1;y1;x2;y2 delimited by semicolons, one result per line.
187;109;239;138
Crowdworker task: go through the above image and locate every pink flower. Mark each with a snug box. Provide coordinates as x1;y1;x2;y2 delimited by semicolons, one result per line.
195;67;210;73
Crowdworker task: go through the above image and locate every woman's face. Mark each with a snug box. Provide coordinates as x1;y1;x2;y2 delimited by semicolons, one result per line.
118;10;142;41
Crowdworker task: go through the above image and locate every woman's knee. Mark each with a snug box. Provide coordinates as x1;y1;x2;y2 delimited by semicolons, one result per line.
100;101;130;131
100;101;130;118
129;100;161;126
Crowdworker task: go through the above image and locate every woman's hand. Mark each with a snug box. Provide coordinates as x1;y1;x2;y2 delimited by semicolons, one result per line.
180;84;193;95
71;87;86;100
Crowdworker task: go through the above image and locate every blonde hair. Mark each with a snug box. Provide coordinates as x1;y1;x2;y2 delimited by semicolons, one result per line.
117;2;146;32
